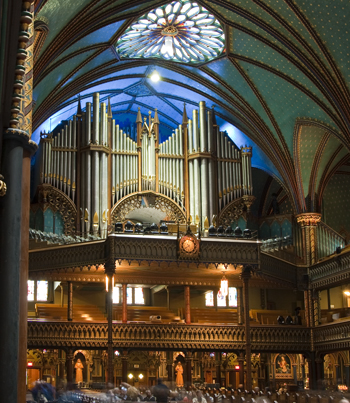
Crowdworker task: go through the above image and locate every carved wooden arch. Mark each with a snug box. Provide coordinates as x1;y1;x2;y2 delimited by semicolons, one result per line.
37;184;77;235
218;197;246;227
111;191;186;223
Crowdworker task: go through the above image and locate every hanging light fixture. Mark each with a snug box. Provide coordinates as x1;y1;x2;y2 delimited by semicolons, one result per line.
220;273;228;297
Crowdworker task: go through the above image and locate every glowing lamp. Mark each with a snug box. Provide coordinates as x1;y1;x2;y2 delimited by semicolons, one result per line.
139;374;144;379
150;71;160;82
220;274;228;297
128;373;134;379
27;362;33;367
235;365;240;370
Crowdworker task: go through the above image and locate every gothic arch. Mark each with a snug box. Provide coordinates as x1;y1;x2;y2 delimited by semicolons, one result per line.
37;184;77;235
111;191;186;224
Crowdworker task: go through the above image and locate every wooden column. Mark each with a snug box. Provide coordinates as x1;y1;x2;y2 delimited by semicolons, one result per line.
237;287;243;325
184;285;191;324
185;351;192;387
67;281;73;321
122;283;128;323
238;353;245;388
241;266;252;391
216;352;222;386
167;351;173;382
66;348;74;386
122;351;128;382
106;272;114;385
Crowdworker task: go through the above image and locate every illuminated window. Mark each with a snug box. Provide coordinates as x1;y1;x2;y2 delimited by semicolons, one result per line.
116;0;225;64
113;286;120;304
205;291;214;307
134;287;145;305
36;281;48;301
228;287;237;307
217;290;226;307
127;287;133;305
27;280;35;301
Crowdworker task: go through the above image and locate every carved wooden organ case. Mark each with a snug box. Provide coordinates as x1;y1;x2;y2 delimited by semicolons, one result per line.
36;93;254;236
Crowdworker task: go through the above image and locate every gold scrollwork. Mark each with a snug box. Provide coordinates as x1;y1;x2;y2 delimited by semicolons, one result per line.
0;175;7;197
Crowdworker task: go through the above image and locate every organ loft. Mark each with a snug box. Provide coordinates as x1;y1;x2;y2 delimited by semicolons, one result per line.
35;93;254;235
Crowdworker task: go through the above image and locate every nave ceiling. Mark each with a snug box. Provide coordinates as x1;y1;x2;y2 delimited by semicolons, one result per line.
32;0;350;221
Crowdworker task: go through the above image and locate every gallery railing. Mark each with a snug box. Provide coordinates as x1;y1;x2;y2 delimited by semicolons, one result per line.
27;321;310;352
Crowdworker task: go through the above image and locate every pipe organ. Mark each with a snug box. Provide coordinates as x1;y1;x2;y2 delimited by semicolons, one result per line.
37;93;253;237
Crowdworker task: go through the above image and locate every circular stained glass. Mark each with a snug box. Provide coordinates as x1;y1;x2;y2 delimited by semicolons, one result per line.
116;0;225;63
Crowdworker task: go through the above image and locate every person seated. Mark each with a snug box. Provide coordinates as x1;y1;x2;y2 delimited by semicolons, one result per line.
143;389;156;401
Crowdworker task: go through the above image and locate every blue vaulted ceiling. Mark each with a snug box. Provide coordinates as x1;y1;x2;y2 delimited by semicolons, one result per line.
32;0;350;214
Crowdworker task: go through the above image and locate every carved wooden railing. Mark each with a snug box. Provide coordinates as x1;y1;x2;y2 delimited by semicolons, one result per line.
260;252;299;286
29;234;261;272
27;321;310;351
309;247;350;289
313;319;350;351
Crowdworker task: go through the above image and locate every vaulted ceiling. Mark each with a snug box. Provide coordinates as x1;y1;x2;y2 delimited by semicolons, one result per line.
32;0;350;215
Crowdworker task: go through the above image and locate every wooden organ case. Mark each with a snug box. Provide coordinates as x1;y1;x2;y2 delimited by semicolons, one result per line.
36;93;254;236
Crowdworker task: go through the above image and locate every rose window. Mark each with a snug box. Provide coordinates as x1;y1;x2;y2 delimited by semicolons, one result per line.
116;0;225;63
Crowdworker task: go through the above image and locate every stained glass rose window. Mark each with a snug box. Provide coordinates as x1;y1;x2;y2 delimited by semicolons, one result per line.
116;0;225;63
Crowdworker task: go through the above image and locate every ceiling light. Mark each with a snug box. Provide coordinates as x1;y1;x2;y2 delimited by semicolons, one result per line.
344;291;350;296
150;71;160;82
128;373;134;379
220;273;228;297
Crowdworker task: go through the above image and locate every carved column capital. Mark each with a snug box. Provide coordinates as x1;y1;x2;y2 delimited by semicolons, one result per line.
295;213;321;227
0;175;7;197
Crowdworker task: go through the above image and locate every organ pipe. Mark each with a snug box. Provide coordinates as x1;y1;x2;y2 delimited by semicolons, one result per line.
38;93;253;237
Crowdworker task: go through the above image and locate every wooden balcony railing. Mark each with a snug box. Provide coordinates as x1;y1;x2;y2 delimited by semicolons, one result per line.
27;321;310;352
313;318;350;351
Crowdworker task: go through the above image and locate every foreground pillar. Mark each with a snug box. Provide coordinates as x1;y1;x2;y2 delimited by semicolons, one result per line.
0;129;37;402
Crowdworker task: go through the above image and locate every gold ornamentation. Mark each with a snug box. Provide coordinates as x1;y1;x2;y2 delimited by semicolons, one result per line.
296;213;321;227
0;175;7;196
178;228;200;260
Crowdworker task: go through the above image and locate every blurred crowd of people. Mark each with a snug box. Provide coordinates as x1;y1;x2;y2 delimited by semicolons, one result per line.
28;380;350;403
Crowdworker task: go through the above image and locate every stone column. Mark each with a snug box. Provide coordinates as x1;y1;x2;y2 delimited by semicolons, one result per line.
66;349;75;386
185;351;192;387
121;351;128;382
122;283;128;323
184;285;191;324
0;129;37;403
67;281;73;321
241;266;252;391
